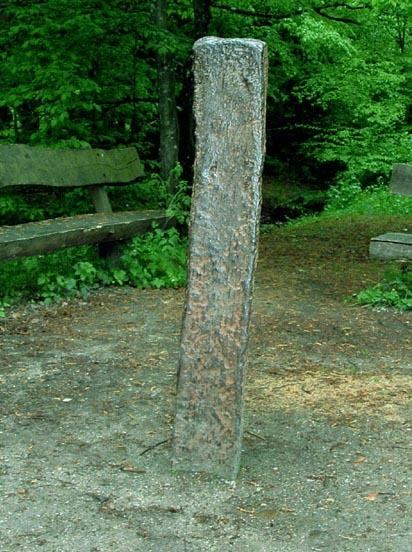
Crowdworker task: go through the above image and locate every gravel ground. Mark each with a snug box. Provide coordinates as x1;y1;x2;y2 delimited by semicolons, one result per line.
1;221;411;551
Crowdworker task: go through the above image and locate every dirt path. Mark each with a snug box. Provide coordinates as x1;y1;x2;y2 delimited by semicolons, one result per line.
1;217;411;551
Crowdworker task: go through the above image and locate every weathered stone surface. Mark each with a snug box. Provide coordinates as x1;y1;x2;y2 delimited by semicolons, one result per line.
390;164;412;196
369;232;412;260
173;37;268;478
369;163;411;260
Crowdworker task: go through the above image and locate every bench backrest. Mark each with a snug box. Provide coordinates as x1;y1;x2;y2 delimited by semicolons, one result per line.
390;164;412;197
0;145;144;188
0;144;144;214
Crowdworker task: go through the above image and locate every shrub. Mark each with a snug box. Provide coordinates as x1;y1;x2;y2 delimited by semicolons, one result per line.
356;265;412;311
325;180;412;216
121;227;187;289
0;226;188;316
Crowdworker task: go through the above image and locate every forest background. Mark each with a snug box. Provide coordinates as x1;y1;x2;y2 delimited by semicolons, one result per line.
0;0;411;311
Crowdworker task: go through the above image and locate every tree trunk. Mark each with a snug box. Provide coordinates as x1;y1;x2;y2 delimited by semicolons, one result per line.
155;0;179;192
173;37;268;479
177;1;212;181
193;0;211;39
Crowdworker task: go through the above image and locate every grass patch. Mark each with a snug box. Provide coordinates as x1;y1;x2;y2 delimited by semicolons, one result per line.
261;181;412;311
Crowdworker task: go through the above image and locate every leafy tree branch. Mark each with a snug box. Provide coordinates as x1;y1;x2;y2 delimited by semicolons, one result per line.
212;2;305;21
212;1;370;25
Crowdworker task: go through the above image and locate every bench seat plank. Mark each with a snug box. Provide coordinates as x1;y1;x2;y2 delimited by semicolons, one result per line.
369;232;412;260
0;210;168;261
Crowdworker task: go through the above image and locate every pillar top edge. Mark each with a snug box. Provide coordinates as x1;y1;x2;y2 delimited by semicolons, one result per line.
194;36;267;52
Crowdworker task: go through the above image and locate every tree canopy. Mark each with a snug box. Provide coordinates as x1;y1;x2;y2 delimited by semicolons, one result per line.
0;0;411;192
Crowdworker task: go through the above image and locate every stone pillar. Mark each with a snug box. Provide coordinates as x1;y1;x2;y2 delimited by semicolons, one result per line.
173;37;267;479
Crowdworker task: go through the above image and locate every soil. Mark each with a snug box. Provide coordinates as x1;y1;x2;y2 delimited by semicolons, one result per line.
1;216;411;552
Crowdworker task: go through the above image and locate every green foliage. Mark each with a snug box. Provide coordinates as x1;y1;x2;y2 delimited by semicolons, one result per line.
37;261;105;304
300;53;410;185
247;1;412;189
121;227;187;289
1;0;411;199
0;227;187;314
36;259;132;304
0;192;45;224
0;299;10;318
325;178;364;212
165;165;192;224
0;0;160;148
0;187;94;225
109;163;191;219
0;246;98;306
325;181;412;216
356;265;412;311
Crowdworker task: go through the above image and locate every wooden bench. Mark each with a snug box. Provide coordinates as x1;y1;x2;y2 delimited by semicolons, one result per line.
0;144;169;262
369;164;412;260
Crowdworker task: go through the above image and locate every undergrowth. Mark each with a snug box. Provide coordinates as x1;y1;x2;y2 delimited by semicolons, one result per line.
287;183;412;229
1;176;411;316
272;180;412;312
356;264;412;312
320;182;411;311
325;180;412;217
0;227;188;316
0;164;190;316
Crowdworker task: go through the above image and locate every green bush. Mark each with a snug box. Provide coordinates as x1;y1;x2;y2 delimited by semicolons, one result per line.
37;261;106;304
0;193;45;224
121;227;187;289
0;245;98;311
0;299;10;317
0;162;190;316
0;226;188;316
325;178;363;211
356;265;412;311
325;180;412;216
